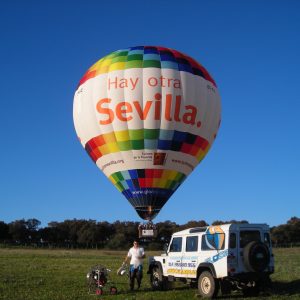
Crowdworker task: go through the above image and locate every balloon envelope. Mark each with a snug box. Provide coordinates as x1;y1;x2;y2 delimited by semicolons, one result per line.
73;46;221;220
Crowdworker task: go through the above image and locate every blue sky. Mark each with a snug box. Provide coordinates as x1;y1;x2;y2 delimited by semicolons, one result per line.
0;0;299;227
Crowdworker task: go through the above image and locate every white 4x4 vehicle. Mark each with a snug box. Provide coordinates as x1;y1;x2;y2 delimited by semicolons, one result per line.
148;223;274;298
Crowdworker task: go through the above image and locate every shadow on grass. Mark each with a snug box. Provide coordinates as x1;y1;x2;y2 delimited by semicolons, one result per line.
271;280;300;296
101;280;300;298
215;280;300;299
102;285;191;297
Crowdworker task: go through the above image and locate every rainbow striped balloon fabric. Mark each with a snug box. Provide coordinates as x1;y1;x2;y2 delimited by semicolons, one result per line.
73;46;221;220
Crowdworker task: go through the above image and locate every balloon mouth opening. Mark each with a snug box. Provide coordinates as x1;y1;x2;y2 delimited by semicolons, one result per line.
135;206;160;221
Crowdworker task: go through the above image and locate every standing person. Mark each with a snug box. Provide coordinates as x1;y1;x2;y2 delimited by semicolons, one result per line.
124;240;145;291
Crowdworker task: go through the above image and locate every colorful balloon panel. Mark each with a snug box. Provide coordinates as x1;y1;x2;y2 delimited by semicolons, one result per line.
73;46;221;220
78;46;216;88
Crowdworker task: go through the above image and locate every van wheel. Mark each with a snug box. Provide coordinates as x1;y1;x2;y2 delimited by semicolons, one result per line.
150;265;165;290
198;271;219;298
243;241;270;272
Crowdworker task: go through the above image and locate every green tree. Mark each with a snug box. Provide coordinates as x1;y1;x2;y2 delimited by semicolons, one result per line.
77;221;98;247
106;232;130;249
8;219;28;244
0;221;10;241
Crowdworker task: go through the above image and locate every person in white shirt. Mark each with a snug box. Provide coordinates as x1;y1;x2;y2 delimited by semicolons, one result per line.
124;240;145;290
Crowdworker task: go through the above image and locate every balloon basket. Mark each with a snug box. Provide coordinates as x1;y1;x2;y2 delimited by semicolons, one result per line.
138;222;157;239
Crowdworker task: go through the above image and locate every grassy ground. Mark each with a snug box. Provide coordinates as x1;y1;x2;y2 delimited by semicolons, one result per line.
0;248;299;300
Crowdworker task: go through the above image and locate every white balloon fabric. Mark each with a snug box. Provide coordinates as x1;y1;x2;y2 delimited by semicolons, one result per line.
73;46;221;220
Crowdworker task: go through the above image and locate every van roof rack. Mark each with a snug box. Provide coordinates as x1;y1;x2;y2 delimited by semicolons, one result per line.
189;227;207;233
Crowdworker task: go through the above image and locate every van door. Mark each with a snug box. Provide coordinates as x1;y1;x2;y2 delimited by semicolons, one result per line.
166;236;184;277
263;231;274;271
227;231;238;274
238;228;262;272
181;235;199;278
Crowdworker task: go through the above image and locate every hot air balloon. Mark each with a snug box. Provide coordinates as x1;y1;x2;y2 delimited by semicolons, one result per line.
73;46;221;221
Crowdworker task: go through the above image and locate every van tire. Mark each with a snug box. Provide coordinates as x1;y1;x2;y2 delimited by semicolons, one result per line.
243;241;270;272
150;265;168;290
198;271;219;298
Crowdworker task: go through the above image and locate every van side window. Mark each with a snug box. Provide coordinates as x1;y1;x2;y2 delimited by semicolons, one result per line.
264;233;271;247
229;233;236;248
169;237;182;252
240;230;261;248
201;233;225;250
186;236;198;252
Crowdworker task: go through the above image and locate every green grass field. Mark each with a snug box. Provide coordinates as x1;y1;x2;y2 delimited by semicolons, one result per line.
0;248;299;300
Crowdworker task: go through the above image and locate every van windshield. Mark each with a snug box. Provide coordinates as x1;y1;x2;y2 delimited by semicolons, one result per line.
240;230;261;248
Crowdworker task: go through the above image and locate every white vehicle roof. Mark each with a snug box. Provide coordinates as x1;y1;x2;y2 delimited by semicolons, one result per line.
172;223;270;236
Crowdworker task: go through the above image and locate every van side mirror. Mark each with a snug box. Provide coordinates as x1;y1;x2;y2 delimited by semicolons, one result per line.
163;243;169;254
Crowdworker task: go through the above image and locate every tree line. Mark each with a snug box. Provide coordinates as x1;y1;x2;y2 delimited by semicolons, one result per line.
0;217;299;249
